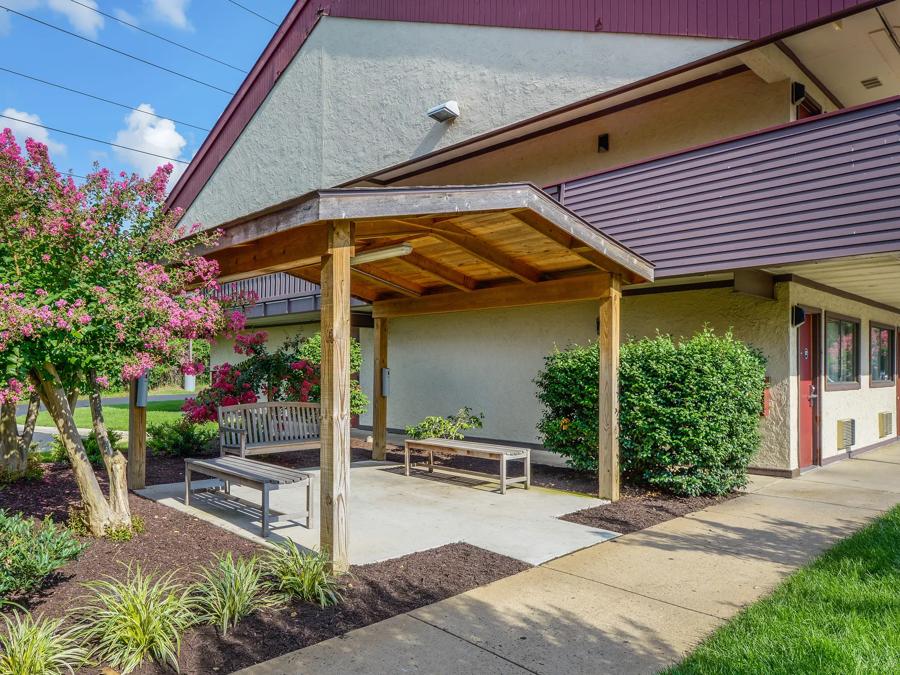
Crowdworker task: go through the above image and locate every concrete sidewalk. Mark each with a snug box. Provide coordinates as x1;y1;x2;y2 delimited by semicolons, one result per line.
238;441;900;675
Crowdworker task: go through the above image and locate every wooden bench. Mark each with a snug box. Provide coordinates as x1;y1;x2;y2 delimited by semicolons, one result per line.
218;402;321;457
185;456;312;537
404;438;531;494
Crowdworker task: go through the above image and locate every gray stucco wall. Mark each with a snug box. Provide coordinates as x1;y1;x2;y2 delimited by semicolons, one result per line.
181;17;739;230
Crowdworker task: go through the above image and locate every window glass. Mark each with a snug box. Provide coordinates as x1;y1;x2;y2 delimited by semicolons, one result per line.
826;317;859;384
870;325;895;383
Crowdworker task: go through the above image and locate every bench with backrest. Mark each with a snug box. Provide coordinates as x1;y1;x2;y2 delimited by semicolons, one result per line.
218;401;321;457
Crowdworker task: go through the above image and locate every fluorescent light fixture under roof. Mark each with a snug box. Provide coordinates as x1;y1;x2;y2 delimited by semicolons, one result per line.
351;244;413;266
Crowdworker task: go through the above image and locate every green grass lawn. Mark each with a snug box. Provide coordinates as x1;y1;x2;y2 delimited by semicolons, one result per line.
20;399;187;432
667;505;900;674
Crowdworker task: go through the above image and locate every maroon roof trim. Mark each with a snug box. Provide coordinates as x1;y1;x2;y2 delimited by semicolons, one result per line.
546;96;900;278
167;0;888;217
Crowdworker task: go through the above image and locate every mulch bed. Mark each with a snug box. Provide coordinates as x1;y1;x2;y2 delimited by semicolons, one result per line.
560;484;738;534
0;459;528;673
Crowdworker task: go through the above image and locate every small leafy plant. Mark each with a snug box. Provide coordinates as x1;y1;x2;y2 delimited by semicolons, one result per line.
73;566;196;674
147;420;216;458
261;542;343;608
0;612;88;675
405;407;484;441
193;553;278;635
49;430;125;467
0;510;85;600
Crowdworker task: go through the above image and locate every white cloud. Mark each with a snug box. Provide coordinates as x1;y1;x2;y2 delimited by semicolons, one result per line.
0;0;103;38
1;108;67;156
112;103;187;182
146;0;191;30
112;7;139;26
47;0;103;38
0;1;40;36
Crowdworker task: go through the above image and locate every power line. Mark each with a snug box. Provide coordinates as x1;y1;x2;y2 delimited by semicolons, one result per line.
68;0;248;74
0;4;235;95
0;113;189;164
223;0;278;26
0;66;211;132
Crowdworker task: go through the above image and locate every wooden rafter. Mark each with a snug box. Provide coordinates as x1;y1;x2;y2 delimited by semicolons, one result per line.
401;251;478;292
511;210;612;271
428;225;542;284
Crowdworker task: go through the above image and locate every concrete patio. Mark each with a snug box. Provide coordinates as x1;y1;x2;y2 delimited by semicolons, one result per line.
138;460;617;565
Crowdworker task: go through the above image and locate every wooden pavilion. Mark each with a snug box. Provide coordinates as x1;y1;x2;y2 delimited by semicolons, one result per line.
155;183;653;571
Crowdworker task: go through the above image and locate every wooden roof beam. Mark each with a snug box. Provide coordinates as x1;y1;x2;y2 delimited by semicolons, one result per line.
373;273;610;318
420;222;542;284
401;251;478;292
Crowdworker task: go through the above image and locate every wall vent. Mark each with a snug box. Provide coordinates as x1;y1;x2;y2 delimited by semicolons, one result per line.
878;412;893;438
837;419;856;450
861;76;883;89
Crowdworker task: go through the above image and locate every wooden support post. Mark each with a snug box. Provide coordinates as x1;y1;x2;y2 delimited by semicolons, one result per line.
127;380;146;490
372;317;388;461
599;274;622;501
319;220;354;573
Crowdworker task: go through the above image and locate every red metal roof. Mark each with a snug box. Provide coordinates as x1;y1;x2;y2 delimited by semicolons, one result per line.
545;96;900;277
167;0;885;218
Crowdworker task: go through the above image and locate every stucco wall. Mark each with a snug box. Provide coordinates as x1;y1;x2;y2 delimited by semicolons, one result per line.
788;282;900;460
216;286;792;471
399;70;791;188
182;17;739;230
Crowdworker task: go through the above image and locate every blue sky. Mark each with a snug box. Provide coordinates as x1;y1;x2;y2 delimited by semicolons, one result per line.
0;0;294;184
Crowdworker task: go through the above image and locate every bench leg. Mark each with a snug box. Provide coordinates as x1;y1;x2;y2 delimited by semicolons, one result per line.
185;467;191;505
428;450;434;473
525;453;531;489
500;457;507;495
224;479;231;495
305;481;312;529
404;443;411;476
261;484;270;538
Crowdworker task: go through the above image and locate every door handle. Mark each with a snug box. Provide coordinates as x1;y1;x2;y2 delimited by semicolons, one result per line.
808;385;818;401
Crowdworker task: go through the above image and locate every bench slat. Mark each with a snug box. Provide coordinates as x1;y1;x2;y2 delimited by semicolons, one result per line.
186;457;308;484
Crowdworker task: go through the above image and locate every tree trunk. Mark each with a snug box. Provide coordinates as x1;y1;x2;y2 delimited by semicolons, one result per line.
88;372;131;528
33;365;116;536
19;390;40;454
0;402;26;475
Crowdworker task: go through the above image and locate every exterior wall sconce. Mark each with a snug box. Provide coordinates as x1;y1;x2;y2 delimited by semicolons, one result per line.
427;100;460;122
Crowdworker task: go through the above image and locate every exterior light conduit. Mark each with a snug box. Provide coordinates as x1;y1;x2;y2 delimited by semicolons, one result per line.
351;244;413;266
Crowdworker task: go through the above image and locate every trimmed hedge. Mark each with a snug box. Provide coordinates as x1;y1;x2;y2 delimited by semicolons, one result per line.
535;328;767;496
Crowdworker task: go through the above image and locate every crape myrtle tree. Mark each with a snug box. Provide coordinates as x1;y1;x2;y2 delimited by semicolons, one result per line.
0;129;241;535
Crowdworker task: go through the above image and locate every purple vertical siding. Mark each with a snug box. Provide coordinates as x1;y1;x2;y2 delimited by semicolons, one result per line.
547;97;900;277
168;0;881;219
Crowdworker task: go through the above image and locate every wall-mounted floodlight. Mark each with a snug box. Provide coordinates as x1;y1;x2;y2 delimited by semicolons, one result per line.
427;100;460;122
351;244;413;266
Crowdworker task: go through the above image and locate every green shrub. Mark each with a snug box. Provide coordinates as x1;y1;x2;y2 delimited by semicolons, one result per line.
0;612;88;675
0;511;85;600
73;566;196;674
261;542;343;608
405;407;484;441
193;553;278;635
147;420;216;458
535;328;767;496
49;431;125;467
0;452;43;484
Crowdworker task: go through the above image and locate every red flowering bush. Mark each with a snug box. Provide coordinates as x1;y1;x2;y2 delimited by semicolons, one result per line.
182;332;367;423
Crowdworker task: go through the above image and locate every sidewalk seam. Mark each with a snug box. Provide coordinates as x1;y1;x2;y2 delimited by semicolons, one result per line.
697;490;887;513
538;565;727;621
408;614;541;675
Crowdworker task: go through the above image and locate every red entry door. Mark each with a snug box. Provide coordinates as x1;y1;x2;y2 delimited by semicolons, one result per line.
798;317;818;468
